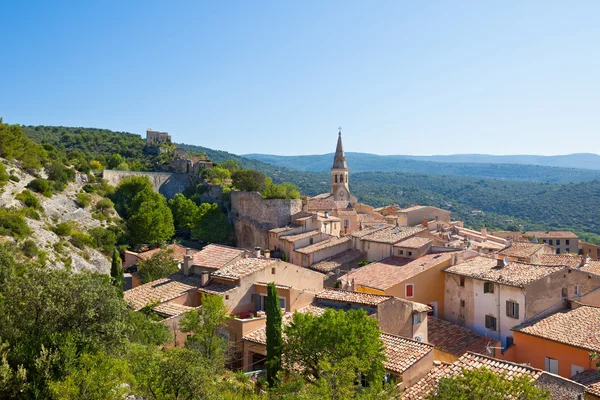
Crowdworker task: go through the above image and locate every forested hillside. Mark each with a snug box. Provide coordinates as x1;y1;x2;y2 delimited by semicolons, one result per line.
244;152;600;183
21;125;600;243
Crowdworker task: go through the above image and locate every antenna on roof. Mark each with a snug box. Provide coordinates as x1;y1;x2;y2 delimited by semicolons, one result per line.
503;257;509;267
486;341;504;356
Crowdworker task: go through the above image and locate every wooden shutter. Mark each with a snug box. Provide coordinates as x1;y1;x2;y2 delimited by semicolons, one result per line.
506;300;510;317
515;302;519;319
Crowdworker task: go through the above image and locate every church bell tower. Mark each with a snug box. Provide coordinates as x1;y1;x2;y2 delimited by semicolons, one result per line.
331;128;350;201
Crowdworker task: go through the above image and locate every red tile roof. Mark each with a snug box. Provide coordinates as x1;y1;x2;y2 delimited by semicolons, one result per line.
571;370;600;397
427;317;492;357
513;305;600;352
211;257;277;280
524;231;579;239
360;226;426;244
395;237;432;249
191;244;246;269
499;242;548;259
295;236;350;255
381;334;433;374
340;253;453;291
314;288;392;307
124;273;203;311
309;249;363;273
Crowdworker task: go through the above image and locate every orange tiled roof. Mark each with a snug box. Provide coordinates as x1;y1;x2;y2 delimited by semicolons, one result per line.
153;302;195;318
191;244;246;269
524;231;579;239
211;257;277;280
513;305;600;352
280;230;321;242
314;288;391;307
124;273;203;311
358;213;385;224
445;256;563;288
137;244;197;262
427;317;492;357
381;334;433;374
340;253;453;291
571;370;600;397
361;226;426;244
350;225;388;238
499;242;547;259
308;249;363;273
538;254;584;267
295;236;350;255
395;237;432;249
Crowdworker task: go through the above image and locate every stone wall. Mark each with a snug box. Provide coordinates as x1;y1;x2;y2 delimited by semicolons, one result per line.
230;191;303;250
102;170;196;199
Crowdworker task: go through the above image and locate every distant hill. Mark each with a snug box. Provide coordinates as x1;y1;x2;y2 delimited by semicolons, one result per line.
243;152;600;184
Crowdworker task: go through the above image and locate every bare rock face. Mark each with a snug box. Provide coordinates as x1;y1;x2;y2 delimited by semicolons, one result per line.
0;159;113;275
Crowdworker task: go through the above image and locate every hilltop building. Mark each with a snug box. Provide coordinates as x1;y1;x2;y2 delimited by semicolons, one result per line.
146;128;171;144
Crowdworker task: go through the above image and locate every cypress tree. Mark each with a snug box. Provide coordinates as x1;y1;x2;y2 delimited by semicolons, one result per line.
265;282;282;387
110;248;124;294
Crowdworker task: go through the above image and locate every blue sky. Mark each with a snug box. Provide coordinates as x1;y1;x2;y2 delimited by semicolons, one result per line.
1;1;599;156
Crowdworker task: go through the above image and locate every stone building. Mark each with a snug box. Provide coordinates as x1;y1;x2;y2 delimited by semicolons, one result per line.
146;128;171;144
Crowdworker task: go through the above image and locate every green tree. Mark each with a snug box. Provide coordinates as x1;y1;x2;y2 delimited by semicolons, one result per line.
168;193;201;233
75;192;92;208
283;308;386;384
127;190;175;247
0;119;46;170
263;179;301;200
124;311;172;347
232;169;267;192
180;294;229;362
203;166;232;185
107;154;125;170
192;203;232;244
137;247;179;284
110;248;124;293
0;341;28;398
111;175;154;218
48;352;132;400
428;368;550;400
266;282;283;388
219;160;239;172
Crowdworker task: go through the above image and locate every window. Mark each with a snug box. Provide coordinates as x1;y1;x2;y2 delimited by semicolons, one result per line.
460;299;465;308
405;284;414;298
572;364;584;377
545;357;559;374
566;239;570;245
398;249;404;255
279;297;286;311
383;373;392;385
413;313;422;324
408;251;412;256
556;240;560;245
543;239;547;243
506;300;519;319
309;238;314;245
562;287;568;297
344;219;350;228
460;276;465;287
258;295;286;312
549;239;553;245
334;175;338;183
271;267;276;274
574;285;580;296
566;248;570;253
413;334;423;342
506;336;514;348
485;315;497;331
483;282;494;294
556;248;561;254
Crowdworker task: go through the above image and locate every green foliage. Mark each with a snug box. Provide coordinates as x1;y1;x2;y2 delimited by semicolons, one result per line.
283;308;386;385
27;178;53;197
16;189;41;210
232;169;267;192
180;294;229;362
112;175;154;218
127;190;175;247
263;179;301;200
124;311;173;347
191;203;232;244
69;231;93;249
75;192;92;208
0;162;8;185
94;197;114;216
89;227;118;254
111;248;124;293
428;367;550;399
48;351;132;400
266;282;283;387
202;166;232;184
46;161;76;189
0;208;32;238
9;173;19;182
0;120;46;170
21;239;39;258
52;222;74;237
137;247;179;284
168;193;202;233
219;159;239;172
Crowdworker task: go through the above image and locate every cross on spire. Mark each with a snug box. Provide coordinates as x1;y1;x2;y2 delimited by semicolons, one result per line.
338;126;342;135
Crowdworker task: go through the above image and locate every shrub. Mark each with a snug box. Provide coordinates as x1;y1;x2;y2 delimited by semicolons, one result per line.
21;240;39;257
0;208;32;237
89;227;118;254
52;222;74;237
70;232;93;249
95;198;114;215
76;193;92;208
82;184;96;193
9;174;19;182
27;178;53;197
0;163;7;183
16;190;41;210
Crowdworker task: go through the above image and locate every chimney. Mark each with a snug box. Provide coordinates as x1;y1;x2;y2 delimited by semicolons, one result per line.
422;219;428;227
254;246;261;258
496;257;506;268
201;271;210;286
580;253;587;268
264;249;271;258
481;224;487;237
183;248;193;276
352;278;356;291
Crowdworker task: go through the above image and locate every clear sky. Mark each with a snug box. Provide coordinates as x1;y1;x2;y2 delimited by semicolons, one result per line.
1;1;599;156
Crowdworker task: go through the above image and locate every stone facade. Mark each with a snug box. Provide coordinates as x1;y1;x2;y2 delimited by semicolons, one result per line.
230;191;302;250
102;170;196;199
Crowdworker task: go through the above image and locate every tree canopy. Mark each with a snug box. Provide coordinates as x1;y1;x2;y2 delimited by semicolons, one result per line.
127;190;175;247
137;247;180;284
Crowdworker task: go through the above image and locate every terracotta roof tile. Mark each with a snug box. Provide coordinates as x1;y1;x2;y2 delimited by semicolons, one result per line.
211;257;277;280
499;242;547;259
445;256;563;287
314;288;391;307
191;244;246;269
380;334;433;374
351;225;388;238
340;253;454;291
524;231;579;239
295;236;350;255
137;244;197;262
427;317;492;357
124;273;203;311
281;230;321;242
514;305;600;352
361;226;426;244
571;370;600;396
153;302;195;318
394;237;433;249
308;249;363;273
358;213;385;224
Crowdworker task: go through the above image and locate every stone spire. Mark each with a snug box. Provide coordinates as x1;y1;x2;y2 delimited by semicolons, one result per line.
332;128;348;169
